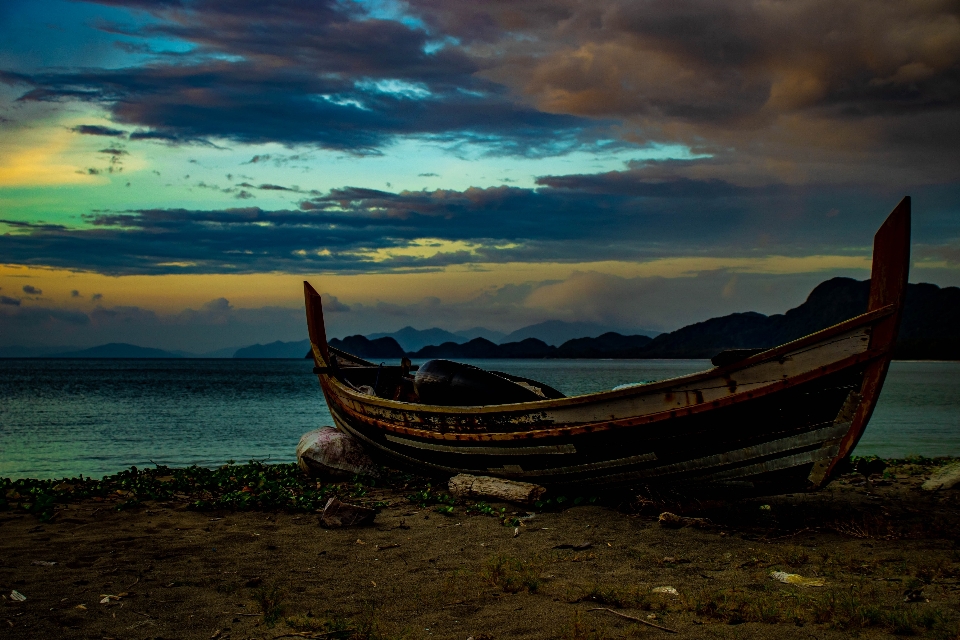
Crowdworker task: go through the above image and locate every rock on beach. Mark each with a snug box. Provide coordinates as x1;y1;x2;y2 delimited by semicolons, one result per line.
921;462;960;491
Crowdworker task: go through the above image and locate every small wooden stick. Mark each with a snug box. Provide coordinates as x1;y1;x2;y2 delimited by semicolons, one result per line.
272;631;353;639
760;527;815;542
588;607;678;633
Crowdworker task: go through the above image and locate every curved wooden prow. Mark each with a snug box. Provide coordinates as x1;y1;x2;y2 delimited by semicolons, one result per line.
814;197;911;486
303;281;331;366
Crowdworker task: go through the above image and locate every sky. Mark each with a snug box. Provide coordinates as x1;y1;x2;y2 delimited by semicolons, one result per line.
1;0;958;352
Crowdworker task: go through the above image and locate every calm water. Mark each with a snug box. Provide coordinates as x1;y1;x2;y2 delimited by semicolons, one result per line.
1;359;958;479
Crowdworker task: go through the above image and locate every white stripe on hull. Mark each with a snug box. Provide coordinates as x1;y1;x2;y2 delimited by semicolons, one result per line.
337;401;853;487
384;435;576;455
338;326;872;433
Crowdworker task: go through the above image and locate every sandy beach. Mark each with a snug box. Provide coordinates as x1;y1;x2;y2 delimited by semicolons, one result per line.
3;459;960;640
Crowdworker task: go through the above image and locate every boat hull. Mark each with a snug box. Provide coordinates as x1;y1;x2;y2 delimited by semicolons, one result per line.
303;197;912;493
329;367;865;491
318;320;876;491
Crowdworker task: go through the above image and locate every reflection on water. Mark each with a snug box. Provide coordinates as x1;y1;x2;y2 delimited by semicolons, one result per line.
1;358;957;479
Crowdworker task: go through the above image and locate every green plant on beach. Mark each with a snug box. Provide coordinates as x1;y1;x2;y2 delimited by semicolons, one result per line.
253;583;285;627
406;485;454;509
485;554;543;593
465;501;523;526
692;583;956;636
0;461;403;520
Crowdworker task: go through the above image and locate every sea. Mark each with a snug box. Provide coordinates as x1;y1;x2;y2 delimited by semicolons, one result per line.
1;358;959;480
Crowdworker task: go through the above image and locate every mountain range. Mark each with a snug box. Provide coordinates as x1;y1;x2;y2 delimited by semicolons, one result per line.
3;278;958;359
364;321;656;351
325;278;960;361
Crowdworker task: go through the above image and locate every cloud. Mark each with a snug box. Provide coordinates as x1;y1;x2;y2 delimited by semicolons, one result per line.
409;0;960;184
1;0;608;156
0;268;854;352
91;293;103;301
0;165;955;275
71;289;81;297
321;294;350;313
1;296;21;306
70;124;125;136
22;284;42;295
1;0;957;182
0;298;311;353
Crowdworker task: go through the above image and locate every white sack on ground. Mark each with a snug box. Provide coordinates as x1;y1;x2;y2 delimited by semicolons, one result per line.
297;427;379;479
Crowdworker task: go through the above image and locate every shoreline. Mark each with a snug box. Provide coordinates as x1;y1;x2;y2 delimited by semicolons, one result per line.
3;458;960;639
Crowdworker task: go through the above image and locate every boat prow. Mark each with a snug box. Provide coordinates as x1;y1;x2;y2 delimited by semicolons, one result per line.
303;198;911;493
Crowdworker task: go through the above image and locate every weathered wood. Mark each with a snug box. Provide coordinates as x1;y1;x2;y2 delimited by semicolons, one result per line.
448;474;546;504
658;512;711;529
822;196;910;482
320;497;375;528
588;607;678;633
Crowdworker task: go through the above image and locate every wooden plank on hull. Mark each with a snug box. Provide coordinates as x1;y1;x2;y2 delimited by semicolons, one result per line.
615;422;850;482
808;391;862;485
384;435;576;455
693;447;839;484
486;452;659;477
329;348;877;441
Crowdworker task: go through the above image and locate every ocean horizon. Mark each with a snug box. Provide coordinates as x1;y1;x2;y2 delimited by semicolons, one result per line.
2;358;958;480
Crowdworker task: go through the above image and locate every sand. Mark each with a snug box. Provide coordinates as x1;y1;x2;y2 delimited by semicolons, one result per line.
3;461;960;640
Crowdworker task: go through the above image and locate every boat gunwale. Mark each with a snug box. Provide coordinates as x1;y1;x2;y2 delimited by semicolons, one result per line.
312;303;894;416
325;346;883;441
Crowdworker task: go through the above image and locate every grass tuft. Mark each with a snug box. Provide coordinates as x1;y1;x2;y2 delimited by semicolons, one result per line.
253;583;285;627
485;555;543;593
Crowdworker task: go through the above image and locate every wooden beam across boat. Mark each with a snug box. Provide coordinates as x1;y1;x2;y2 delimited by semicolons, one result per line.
302;197;912;493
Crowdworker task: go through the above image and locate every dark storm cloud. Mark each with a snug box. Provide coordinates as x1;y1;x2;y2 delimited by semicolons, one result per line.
410;0;960;183
128;129;196;143
411;0;960;120
0;0;607;154
3;0;955;173
70;124;126;136
10;63;598;153
1;163;954;275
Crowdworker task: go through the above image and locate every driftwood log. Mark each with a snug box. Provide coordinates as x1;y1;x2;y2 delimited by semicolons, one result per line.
448;473;546;504
658;511;713;529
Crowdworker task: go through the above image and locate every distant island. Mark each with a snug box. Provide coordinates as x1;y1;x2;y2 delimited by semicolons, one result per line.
3;277;958;360
328;277;960;361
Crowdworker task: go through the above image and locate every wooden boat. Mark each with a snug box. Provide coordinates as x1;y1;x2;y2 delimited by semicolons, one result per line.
303;197;911;493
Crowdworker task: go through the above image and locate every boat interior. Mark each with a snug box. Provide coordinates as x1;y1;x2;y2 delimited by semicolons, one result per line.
321;344;768;407
322;346;568;406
